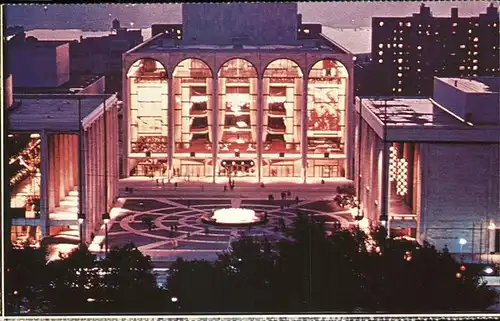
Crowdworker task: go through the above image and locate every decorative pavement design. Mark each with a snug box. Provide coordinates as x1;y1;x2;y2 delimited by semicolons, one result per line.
92;198;354;262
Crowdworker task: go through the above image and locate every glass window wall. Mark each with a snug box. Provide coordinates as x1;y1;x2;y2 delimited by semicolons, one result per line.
307;59;348;156
127;59;168;156
172;58;213;154
263;59;303;155
217;59;258;155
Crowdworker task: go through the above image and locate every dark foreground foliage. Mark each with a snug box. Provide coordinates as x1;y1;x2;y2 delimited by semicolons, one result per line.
5;215;497;314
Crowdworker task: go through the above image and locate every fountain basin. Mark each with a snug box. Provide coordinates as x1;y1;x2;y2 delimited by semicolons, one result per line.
201;208;266;227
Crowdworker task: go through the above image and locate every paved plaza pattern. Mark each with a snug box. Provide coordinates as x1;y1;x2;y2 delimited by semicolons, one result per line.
92;197;354;262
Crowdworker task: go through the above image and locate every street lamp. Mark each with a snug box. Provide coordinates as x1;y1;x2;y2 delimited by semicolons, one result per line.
103;212;110;255
459;238;467;258
78;213;85;244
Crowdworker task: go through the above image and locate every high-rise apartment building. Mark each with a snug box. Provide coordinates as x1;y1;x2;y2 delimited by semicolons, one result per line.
372;4;499;96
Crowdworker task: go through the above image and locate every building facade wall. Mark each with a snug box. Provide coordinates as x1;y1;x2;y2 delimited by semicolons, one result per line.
182;3;298;45
55;43;71;86
122;51;355;181
420;143;500;253
9;44;59;87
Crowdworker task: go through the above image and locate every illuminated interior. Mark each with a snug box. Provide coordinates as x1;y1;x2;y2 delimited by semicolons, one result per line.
127;58;168;176
262;59;303;177
307;59;348;178
8;133;42;247
217;58;258;178
172;58;214;178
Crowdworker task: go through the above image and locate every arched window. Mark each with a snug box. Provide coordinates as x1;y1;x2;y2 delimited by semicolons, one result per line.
307;59;348;178
127;58;168;176
171;58;213;178
216;58;258;178
262;59;303;178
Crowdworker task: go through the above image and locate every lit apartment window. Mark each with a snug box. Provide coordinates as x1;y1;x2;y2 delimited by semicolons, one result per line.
387;44;391;48
397;58;403;63
473;59;478;63
393;44;397;48
177;29;181;34
468;29;472;34
435;32;439;35
473;52;478;56
379;51;384;56
399;37;403;41
406;22;411;27
379;43;384;49
397;73;403;77
453;22;458;27
398;44;403;48
177;35;181;39
393;30;397;34
474;23;479;27
418;24;422;28
417;45;422;50
398;80;402;85
398;66;403;70
378;59;383;63
494;23;498;27
493;68;497;72
304;29;310;34
460;45;466;49
393;37;398;41
398;88;402;92
473;37;479;42
399;22;403;27
418;31;422;35
417;69;421;72
473;66;478;70
379;21;385;27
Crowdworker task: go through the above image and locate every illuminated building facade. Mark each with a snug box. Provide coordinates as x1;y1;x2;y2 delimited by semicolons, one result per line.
372;4;499;96
122;3;355;182
356;76;500;255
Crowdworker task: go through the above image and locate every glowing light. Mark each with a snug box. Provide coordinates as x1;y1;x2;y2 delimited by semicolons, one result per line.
396;158;408;196
212;208;260;224
485;267;494;274
379;21;384;27
459;238;467;245
488;222;496;230
171;297;178;302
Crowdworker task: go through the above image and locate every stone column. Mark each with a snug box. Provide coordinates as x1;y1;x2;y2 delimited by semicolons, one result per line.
256;76;263;183
212;75;218;182
48;135;56;213
40;130;50;238
301;77;309;183
167;76;174;178
380;142;391;225
63;135;70;196
55;135;62;206
123;72;130;177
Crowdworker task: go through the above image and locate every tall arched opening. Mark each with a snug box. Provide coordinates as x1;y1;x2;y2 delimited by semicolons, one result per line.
217;58;258;179
172;58;213;180
307;59;348;178
263;59;303;179
127;58;168;177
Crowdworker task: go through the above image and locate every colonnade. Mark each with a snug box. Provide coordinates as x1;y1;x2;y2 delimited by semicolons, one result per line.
83;103;120;242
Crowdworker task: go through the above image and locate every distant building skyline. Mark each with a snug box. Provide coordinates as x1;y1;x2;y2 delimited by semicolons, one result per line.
5;2;498;31
371;3;499;96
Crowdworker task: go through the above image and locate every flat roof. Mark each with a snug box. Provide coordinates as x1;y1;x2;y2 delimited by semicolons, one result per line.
360;97;465;128
321;26;371;55
357;96;500;143
8;94;113;132
14;75;104;94
438;77;500;94
132;32;341;54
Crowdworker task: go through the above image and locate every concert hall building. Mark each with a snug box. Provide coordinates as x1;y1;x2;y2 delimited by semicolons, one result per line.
122;3;355;182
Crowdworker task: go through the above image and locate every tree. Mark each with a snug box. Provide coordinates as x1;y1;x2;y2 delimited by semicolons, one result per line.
99;243;167;313
5;246;49;314
43;244;101;314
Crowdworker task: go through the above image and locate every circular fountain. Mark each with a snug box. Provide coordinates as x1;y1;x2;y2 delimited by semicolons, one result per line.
201;198;266;227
